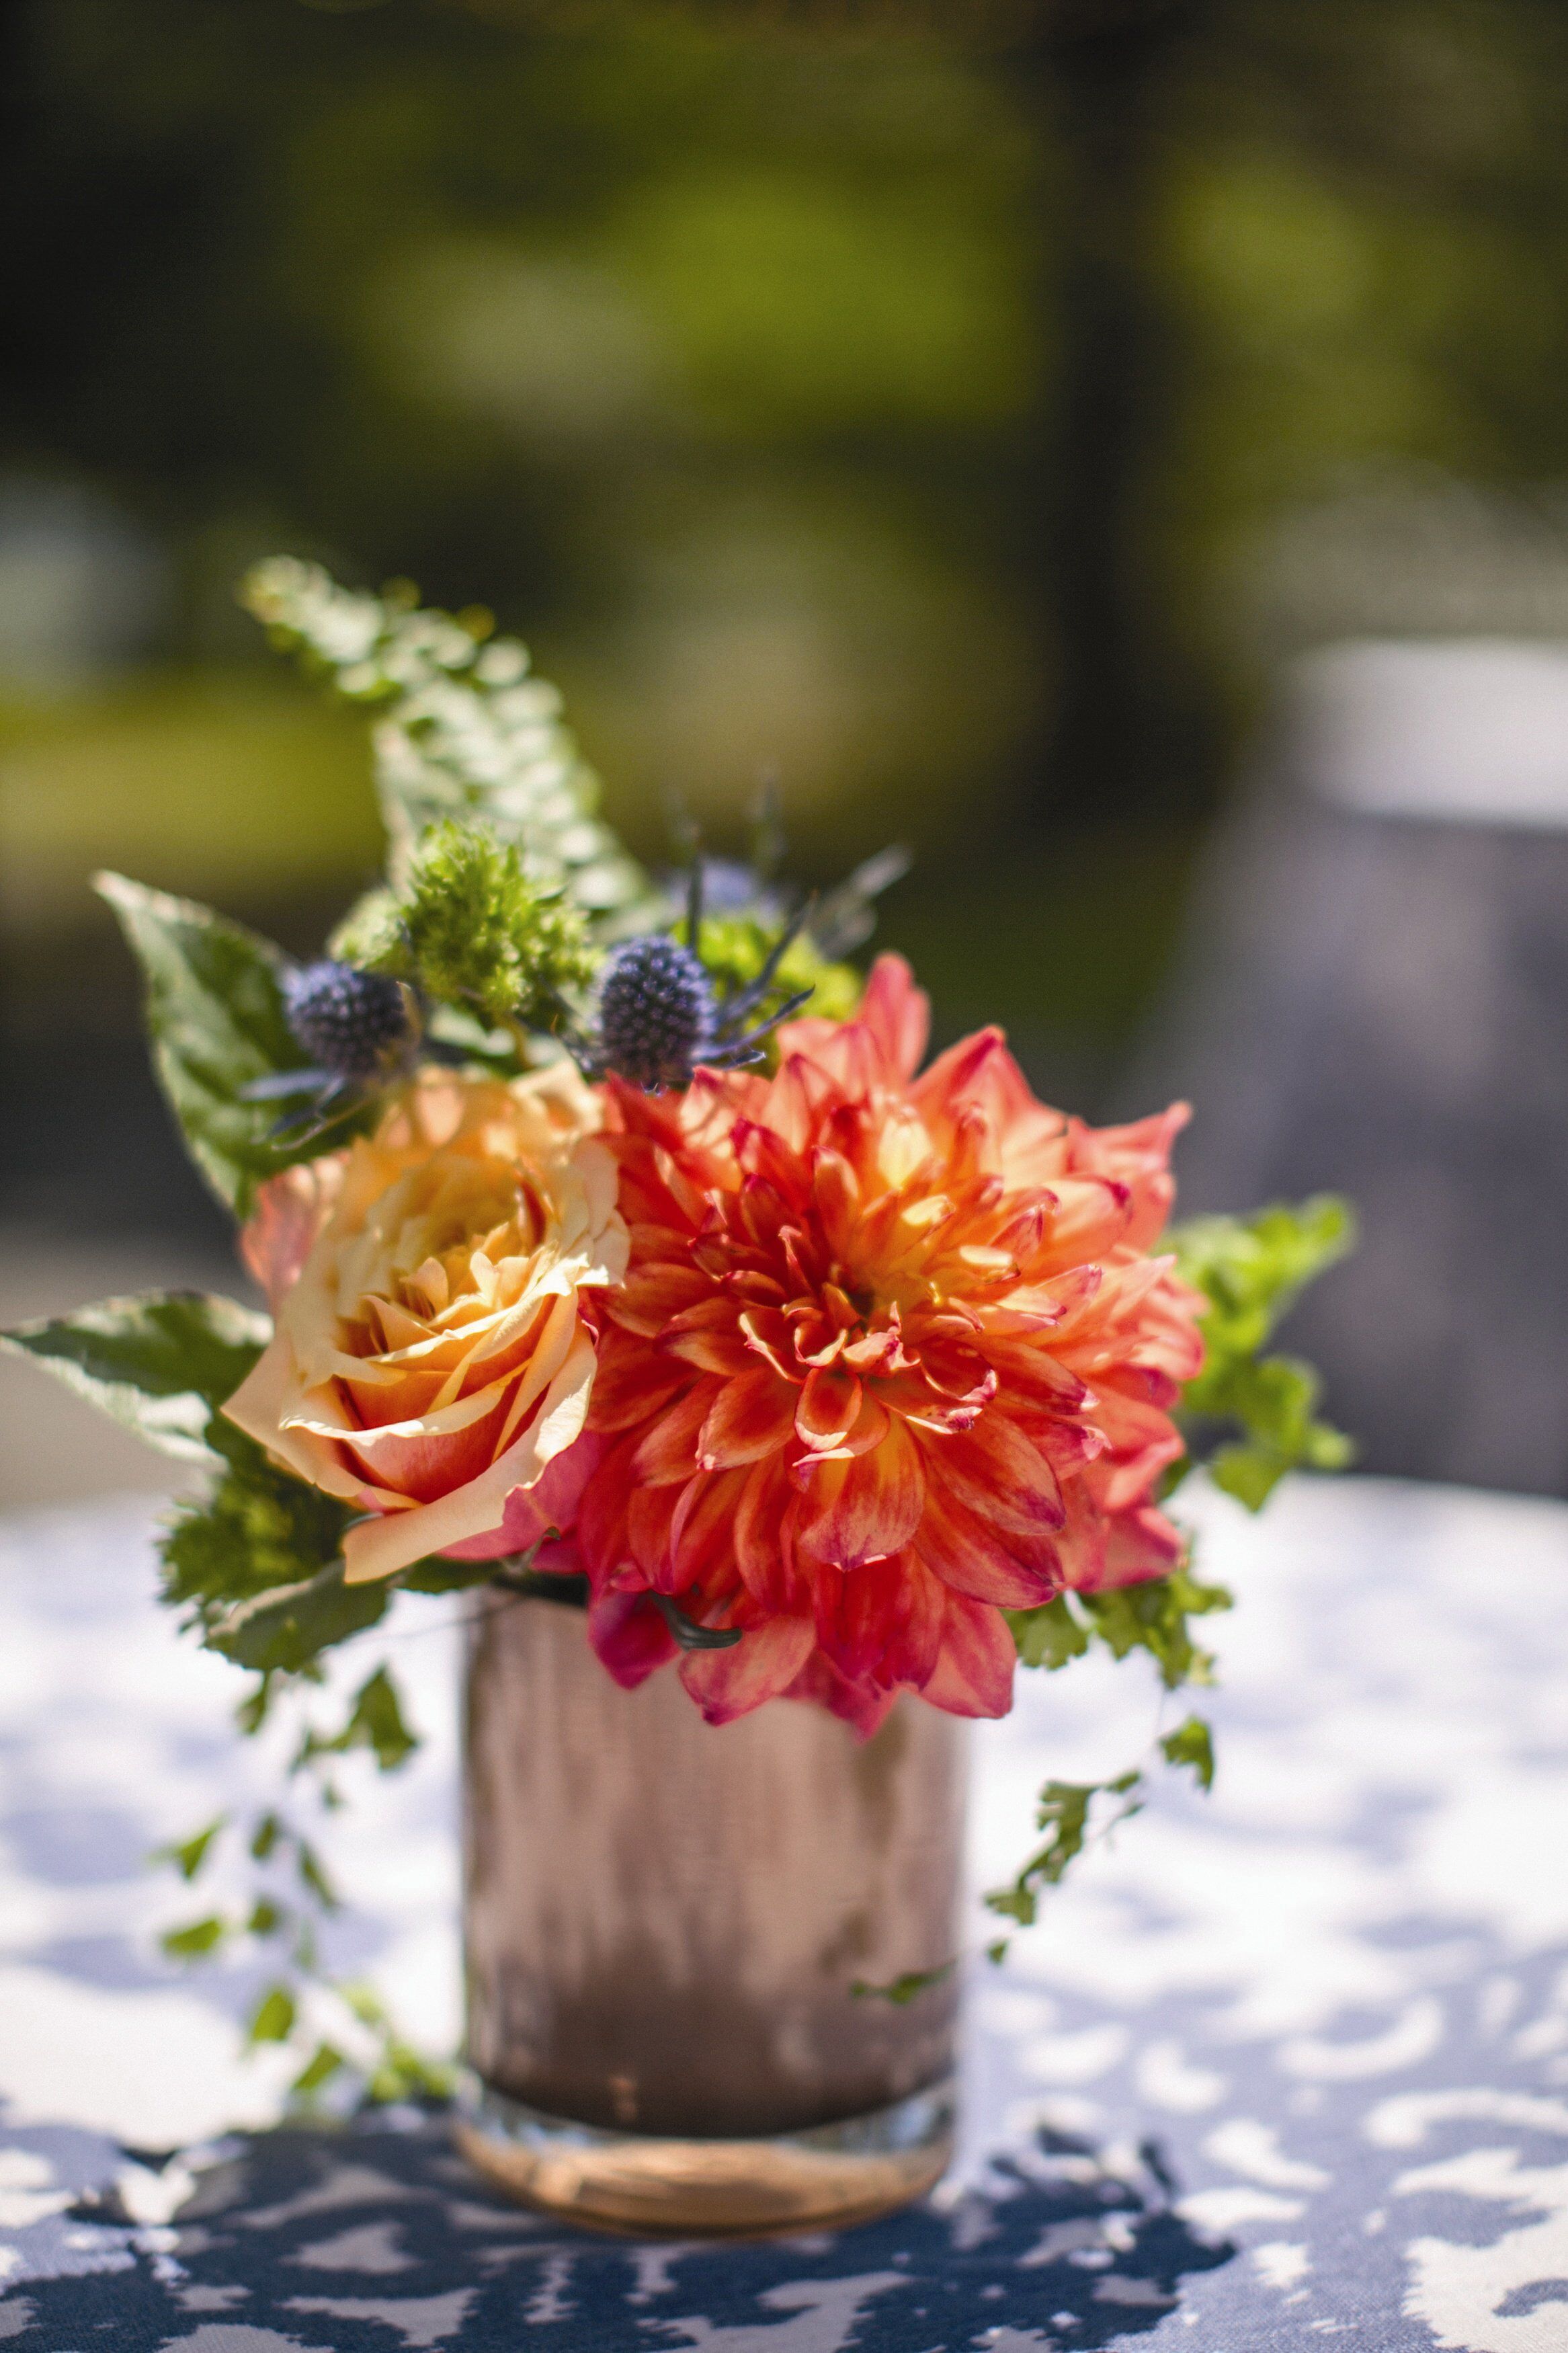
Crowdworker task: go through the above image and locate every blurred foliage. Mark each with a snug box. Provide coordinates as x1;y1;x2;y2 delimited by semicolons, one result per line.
8;0;1568;1076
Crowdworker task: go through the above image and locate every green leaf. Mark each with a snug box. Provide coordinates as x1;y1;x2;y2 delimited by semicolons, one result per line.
290;2041;345;2096
366;2042;459;2106
1006;1593;1090;1671
1;1292;270;1464
95;871;370;1216
1160;1714;1216;1792
984;1771;1144;1929
247;1898;284;1938
294;1838;340;1913
250;1812;282;1862
206;1558;389;1676
161;1915;229;1960
248;1985;296;2044
296;1666;419;1775
151;1816;226;1882
1172;1196;1356;1368
241;559;659;932
161;1427;361;1651
850;1958;957;2005
1171;1197;1356;1509
1079;1569;1233;1690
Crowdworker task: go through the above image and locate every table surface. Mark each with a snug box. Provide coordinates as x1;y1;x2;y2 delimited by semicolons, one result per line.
0;1474;1565;2352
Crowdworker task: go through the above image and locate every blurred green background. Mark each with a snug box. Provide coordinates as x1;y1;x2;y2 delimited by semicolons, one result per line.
8;0;1568;1269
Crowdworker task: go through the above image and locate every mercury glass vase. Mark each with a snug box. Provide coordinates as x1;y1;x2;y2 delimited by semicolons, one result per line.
456;1591;968;2237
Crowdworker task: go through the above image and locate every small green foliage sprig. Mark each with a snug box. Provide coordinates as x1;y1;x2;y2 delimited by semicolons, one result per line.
981;1194;1355;1968
1170;1195;1357;1509
356;819;597;1039
984;1714;1215;1947
240;557;658;931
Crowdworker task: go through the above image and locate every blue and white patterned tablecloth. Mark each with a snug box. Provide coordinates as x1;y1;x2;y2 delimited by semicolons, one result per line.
0;1474;1565;2352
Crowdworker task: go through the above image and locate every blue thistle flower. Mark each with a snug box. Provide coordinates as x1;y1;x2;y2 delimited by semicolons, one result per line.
593;935;719;1092
576;861;817;1093
282;961;411;1081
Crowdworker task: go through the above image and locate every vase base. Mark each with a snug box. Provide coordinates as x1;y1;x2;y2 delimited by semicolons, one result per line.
454;2075;955;2239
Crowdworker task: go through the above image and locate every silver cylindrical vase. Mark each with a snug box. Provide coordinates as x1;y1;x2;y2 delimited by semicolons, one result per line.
456;1591;968;2236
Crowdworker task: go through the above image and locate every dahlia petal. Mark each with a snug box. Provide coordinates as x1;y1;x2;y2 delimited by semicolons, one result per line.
737;1306;798;1379
814;1548;946;1690
669;1464;750;1587
678;1615;816;1726
854;953;930;1080
922;1590;1017;1720
587;1343;690;1435
739;1175;794;1250
796;1412;924;1570
795;1363;863;1451
612;1264;713;1337
626;1482;682;1586
575;1430;639;1579
811;1147;861;1260
917;1480;1061;1607
587;1587;679;1689
698;1365;799;1469
1038;1176;1134;1267
936;1414;1067;1535
629;1382;712;1484
764;1051;837;1156
661;1296;755;1376
733;1120;808;1208
735;1458;810;1613
1094;1501;1186;1589
779;1650;899;1739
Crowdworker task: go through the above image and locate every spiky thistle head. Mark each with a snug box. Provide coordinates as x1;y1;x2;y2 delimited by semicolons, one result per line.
593;934;718;1092
282;961;411;1081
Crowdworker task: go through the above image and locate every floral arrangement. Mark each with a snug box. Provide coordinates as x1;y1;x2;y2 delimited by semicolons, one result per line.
4;560;1352;2096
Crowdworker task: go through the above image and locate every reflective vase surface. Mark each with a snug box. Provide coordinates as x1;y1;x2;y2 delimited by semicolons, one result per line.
456;1591;968;2237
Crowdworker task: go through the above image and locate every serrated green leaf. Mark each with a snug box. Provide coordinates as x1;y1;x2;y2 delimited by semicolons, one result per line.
1160;1714;1216;1792
1171;1197;1356;1509
204;1558;388;1675
984;1769;1146;1928
1006;1593;1091;1671
161;1915;229;1960
296;1666;419;1775
248;1985;296;2044
241;559;659;932
95;871;370;1215
1079;1569;1232;1689
1;1292;270;1464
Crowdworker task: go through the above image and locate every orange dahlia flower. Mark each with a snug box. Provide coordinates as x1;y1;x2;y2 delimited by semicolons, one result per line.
577;955;1204;1734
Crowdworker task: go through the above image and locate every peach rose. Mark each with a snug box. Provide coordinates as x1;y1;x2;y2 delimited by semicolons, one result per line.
224;1062;627;1584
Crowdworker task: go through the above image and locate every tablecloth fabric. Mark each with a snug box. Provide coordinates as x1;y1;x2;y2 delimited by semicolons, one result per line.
0;1474;1565;2352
